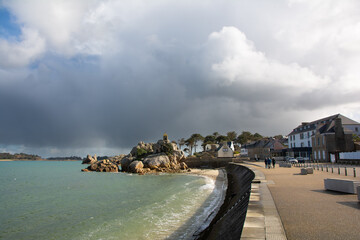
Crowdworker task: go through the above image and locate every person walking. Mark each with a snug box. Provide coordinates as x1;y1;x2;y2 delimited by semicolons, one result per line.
272;158;276;168
264;158;268;168
267;158;271;169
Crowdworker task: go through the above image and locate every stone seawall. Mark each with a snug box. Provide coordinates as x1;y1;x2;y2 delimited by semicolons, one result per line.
185;157;249;169
194;163;255;240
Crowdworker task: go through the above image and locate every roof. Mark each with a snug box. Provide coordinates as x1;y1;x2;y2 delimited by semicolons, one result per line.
243;138;286;150
288;114;360;135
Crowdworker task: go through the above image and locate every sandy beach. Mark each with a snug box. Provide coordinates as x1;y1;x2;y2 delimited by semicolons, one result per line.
0;159;13;161
187;168;226;181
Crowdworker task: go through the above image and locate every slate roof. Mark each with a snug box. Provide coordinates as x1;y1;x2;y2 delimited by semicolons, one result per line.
288;114;360;136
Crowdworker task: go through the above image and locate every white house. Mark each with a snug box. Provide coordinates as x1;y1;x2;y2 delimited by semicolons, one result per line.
205;144;219;152
217;142;234;158
288;114;360;158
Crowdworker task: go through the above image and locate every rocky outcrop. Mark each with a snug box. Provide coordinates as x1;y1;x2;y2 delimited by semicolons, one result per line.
82;159;119;172
82;134;189;174
82;154;97;164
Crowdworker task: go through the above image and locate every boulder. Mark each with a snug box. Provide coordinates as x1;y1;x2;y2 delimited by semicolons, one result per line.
82;154;97;164
120;157;134;172
180;162;188;170
144;153;170;169
129;161;144;173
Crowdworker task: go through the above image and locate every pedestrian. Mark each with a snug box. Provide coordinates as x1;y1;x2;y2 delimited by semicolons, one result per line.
267;158;271;169
272;158;276;168
264;158;267;168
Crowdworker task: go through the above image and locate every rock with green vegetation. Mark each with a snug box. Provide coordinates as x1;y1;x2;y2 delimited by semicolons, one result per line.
82;135;187;174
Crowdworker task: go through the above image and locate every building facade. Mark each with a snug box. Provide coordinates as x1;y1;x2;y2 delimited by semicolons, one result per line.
312;118;355;162
288;114;360;161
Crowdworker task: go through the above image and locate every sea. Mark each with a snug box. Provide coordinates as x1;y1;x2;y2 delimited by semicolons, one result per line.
0;161;224;240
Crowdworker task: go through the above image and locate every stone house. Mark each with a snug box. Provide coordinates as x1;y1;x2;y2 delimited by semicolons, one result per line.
312;117;355;162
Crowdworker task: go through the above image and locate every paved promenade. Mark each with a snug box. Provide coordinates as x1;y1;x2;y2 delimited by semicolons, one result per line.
243;161;360;240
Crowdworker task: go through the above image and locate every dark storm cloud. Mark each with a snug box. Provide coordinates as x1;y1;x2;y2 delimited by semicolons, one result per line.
1;0;360;156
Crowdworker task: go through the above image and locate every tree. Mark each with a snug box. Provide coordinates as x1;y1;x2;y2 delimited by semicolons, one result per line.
273;135;284;140
185;137;195;155
253;133;263;141
353;134;360;142
227;131;237;141
216;135;229;143
213;132;220;138
178;138;185;150
190;133;204;153
202;135;216;150
236;131;253;144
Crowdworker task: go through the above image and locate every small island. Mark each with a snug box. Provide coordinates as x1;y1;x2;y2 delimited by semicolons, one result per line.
81;133;189;174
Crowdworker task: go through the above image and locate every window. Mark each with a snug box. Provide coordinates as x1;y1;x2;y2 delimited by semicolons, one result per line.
301;142;304;147
317;137;320;146
308;141;311;147
356;127;359;132
307;132;310;138
314;151;317;160
223;148;228;152
300;133;304;139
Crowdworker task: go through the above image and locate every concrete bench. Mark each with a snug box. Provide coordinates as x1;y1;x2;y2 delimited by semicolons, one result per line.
301;167;313;175
279;162;292;168
324;178;360;194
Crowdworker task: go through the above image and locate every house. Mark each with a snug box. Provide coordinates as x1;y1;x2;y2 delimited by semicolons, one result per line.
205;144;219;152
217;142;234;158
312;117;355;162
244;138;287;160
288;114;360;159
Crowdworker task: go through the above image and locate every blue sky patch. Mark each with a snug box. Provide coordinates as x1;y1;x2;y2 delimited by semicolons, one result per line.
0;7;22;39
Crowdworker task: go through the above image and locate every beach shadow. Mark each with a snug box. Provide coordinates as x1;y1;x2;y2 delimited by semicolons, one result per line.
337;201;360;210
311;189;353;196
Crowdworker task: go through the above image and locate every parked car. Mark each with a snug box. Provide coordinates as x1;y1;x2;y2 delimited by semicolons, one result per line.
296;157;310;163
287;158;298;163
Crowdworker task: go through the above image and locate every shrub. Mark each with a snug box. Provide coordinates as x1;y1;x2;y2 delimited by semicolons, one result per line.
161;143;174;156
136;148;148;160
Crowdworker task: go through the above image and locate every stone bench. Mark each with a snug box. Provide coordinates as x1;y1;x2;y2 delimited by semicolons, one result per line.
301;167;313;175
279;162;292;168
324;178;360;194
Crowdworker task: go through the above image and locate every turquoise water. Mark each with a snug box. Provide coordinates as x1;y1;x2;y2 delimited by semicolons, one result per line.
0;161;222;240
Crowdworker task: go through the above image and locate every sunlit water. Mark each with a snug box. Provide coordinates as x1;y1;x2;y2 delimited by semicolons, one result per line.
0;161;223;240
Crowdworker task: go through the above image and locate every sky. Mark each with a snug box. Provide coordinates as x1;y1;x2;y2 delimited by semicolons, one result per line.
1;0;360;157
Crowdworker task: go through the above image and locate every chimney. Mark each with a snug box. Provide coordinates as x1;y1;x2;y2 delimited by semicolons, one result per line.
334;118;344;139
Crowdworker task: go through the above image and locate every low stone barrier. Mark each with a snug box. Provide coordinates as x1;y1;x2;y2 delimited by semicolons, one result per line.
301;167;313;175
279;162;292;168
324;178;360;194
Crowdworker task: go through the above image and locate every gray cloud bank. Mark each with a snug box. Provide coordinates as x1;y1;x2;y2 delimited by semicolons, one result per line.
1;0;360;157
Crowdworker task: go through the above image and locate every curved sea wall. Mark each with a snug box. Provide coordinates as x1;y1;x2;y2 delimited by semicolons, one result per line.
194;163;255;240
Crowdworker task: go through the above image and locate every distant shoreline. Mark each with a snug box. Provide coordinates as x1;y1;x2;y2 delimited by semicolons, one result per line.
0;159;81;161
